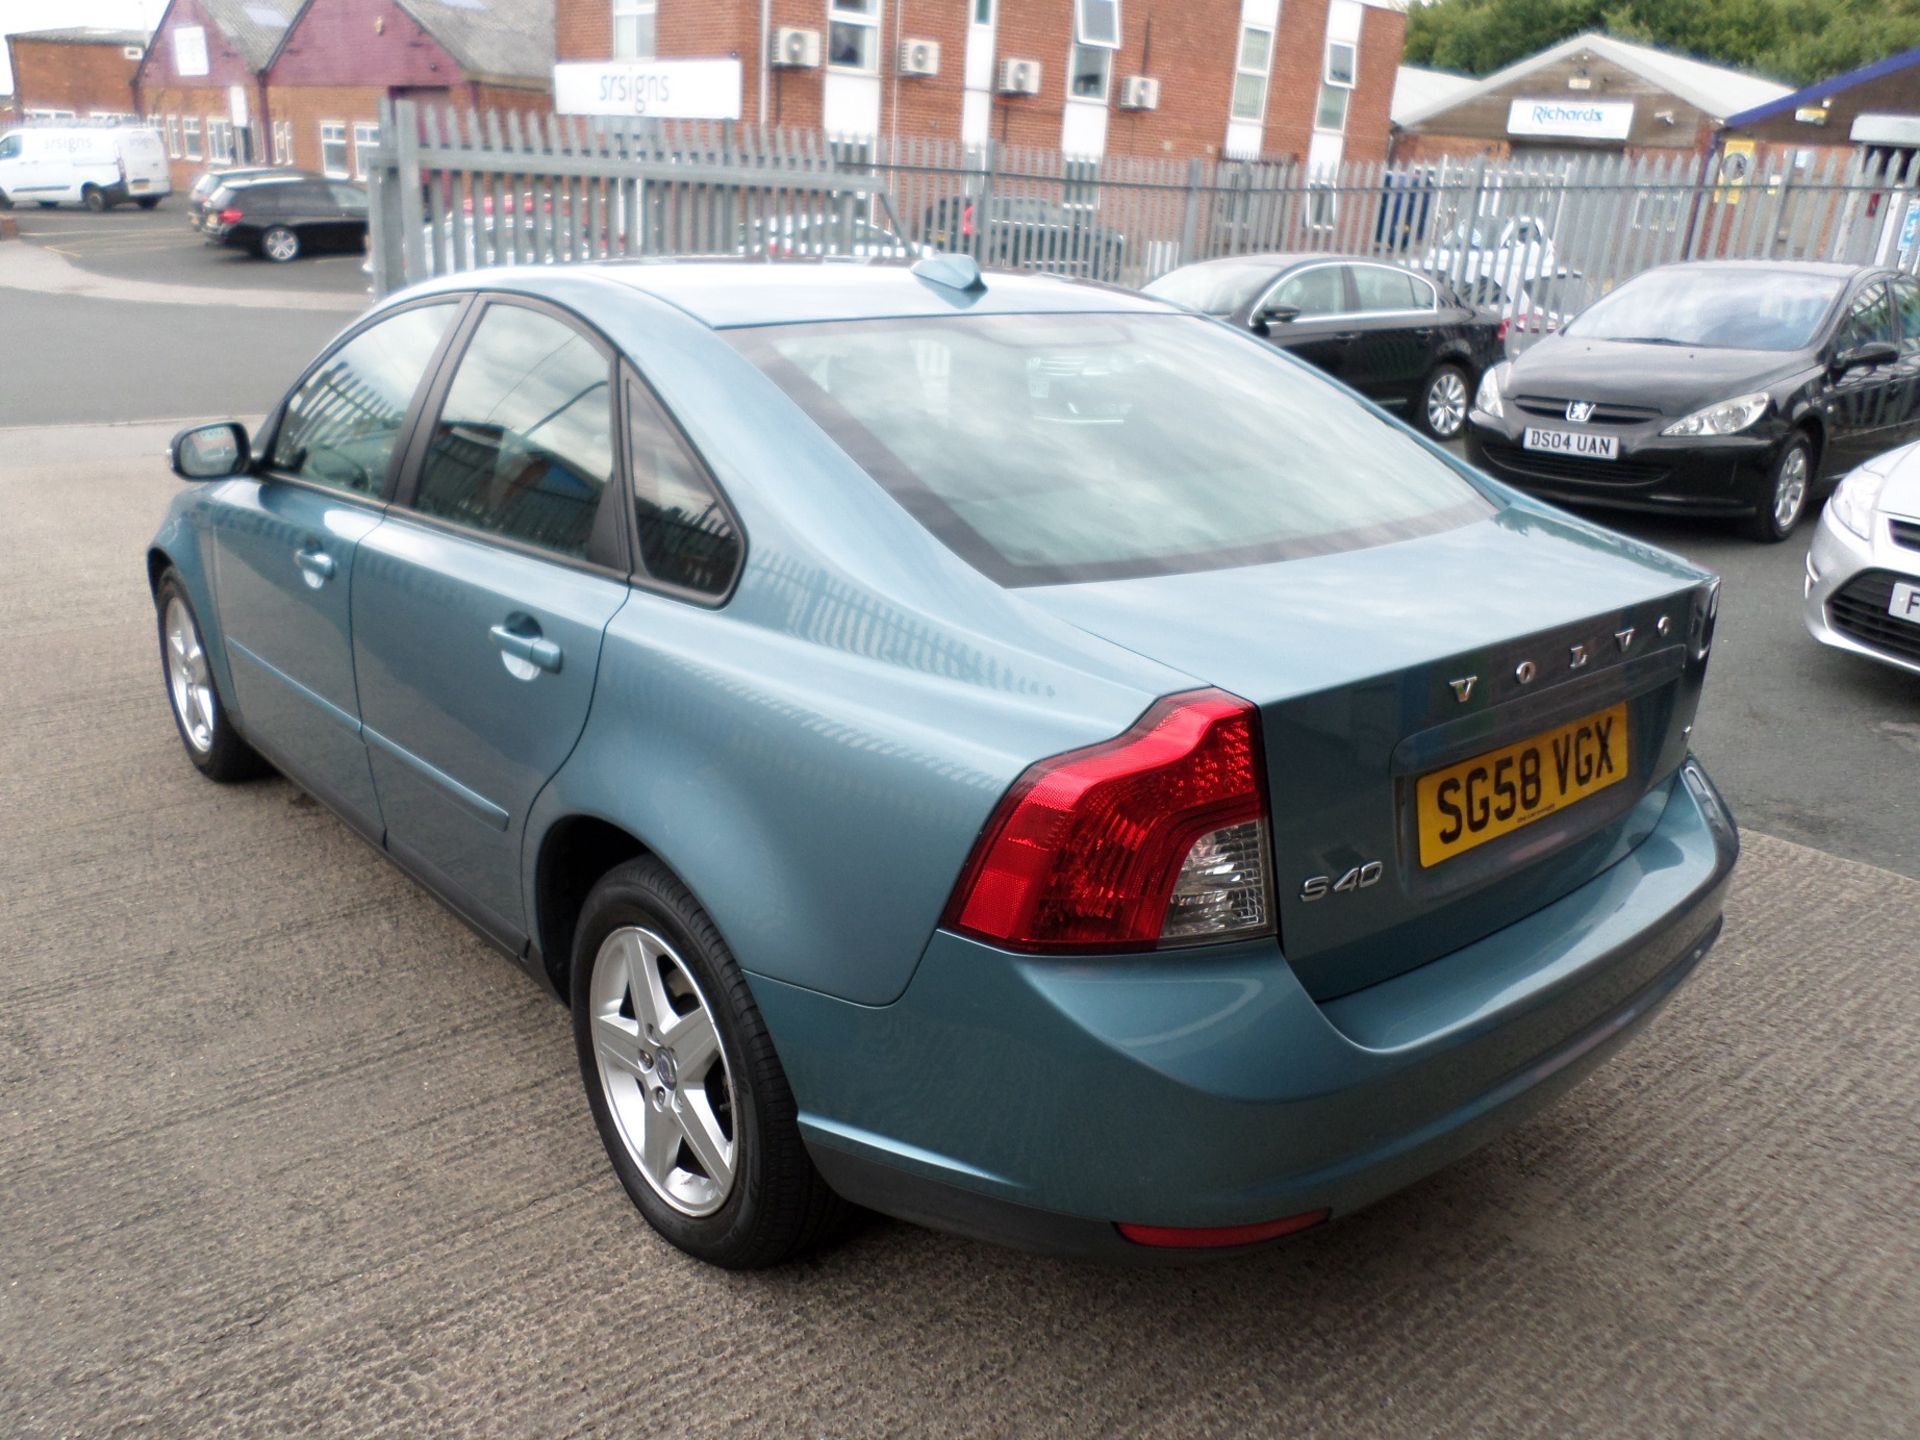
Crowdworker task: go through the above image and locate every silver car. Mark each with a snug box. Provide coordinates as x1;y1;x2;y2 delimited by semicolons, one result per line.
1804;441;1920;675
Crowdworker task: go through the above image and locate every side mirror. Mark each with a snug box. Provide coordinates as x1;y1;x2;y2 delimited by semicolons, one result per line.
1253;302;1301;332
171;421;252;481
1836;340;1899;373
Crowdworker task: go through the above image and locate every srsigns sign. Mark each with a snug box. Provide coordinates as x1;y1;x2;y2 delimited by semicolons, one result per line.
554;60;743;120
1506;98;1635;141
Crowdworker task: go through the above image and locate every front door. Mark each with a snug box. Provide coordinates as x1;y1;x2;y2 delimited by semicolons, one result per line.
209;299;463;833
1826;280;1911;472
352;299;631;946
1258;263;1354;383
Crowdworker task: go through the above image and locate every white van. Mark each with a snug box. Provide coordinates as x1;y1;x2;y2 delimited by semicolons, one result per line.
0;126;173;211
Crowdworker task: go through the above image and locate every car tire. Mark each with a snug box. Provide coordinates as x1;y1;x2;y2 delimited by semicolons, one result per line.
570;856;850;1269
260;226;301;263
1416;363;1474;441
0;189;11;210
37;200;59;209
82;186;109;212
154;570;269;783
1745;433;1815;543
135;196;161;210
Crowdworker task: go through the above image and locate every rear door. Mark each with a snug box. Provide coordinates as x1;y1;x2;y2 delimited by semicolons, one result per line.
209;297;465;834
1255;263;1355;382
1342;263;1439;407
351;297;632;947
327;183;369;252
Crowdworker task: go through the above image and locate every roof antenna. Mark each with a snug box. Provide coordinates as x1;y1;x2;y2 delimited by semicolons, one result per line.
912;253;985;294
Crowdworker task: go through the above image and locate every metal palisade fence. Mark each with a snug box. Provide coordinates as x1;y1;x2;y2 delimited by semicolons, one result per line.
367;98;1920;328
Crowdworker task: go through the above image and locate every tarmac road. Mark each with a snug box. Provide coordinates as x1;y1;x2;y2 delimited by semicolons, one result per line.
1;423;1916;1438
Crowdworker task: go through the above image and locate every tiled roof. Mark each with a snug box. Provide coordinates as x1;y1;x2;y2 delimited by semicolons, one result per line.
396;0;555;85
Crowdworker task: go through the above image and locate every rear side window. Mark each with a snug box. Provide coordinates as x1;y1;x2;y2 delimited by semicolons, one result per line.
412;304;614;559
271;301;457;494
628;380;740;597
731;313;1489;586
1352;266;1418;312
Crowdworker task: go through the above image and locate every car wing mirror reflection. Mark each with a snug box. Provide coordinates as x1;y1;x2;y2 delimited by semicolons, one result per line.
1836;340;1899;373
170;421;253;482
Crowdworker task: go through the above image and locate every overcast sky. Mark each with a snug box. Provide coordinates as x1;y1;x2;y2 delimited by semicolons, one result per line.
1;0;169;93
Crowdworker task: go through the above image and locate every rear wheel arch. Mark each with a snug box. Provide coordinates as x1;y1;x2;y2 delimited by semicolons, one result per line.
533;815;651;999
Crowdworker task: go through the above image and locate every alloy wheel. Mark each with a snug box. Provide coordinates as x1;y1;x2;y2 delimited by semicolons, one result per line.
588;925;737;1218
1427;370;1469;438
164;596;216;753
1773;445;1810;530
263;228;299;262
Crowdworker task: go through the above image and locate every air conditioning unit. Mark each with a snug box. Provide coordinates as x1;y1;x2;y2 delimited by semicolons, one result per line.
897;38;940;77
996;57;1042;95
771;27;821;69
1118;75;1159;111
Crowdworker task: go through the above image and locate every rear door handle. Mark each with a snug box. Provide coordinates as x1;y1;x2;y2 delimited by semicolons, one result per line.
294;548;335;584
489;624;563;675
1330;332;1361;343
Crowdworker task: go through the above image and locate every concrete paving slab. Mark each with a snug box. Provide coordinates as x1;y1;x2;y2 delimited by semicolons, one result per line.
1;428;1915;1439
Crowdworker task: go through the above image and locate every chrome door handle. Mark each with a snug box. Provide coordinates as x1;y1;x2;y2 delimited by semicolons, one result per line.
294;549;335;583
489;624;563;674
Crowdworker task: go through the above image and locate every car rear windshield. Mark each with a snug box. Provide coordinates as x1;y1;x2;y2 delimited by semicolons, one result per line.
1563;268;1844;351
1141;262;1277;317
729;313;1491;586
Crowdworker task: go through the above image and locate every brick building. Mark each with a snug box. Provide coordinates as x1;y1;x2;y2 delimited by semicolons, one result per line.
1392;33;1790;166
262;0;555;181
554;0;1405;167
7;27;148;123
1721;46;1920;180
134;0;301;189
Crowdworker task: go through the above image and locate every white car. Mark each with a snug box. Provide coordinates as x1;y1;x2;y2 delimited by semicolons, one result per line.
1423;214;1559;291
1804;442;1920;676
0;125;171;210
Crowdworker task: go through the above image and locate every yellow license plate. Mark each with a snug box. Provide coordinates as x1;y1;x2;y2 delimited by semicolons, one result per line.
1415;703;1628;867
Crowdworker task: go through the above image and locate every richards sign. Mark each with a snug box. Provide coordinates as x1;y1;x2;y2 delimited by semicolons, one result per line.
1506;98;1635;141
554;59;743;120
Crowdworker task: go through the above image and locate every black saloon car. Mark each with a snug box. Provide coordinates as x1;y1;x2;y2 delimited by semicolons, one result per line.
185;165;316;230
204;175;369;262
1144;254;1503;439
1467;260;1920;542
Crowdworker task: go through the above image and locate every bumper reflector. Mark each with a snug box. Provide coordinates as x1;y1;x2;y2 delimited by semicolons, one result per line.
1116;1208;1330;1249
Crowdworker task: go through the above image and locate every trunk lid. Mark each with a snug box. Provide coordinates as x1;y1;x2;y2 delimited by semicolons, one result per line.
1023;505;1713;1000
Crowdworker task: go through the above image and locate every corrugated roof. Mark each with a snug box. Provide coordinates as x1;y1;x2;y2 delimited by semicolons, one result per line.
1392;66;1473;126
1396;32;1793;130
9;28;150;47
396;0;555;85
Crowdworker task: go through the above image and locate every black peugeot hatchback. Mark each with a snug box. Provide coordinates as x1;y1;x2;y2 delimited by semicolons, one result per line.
1467;260;1920;542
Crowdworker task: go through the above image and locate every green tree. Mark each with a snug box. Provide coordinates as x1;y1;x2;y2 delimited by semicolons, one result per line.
1401;0;1920;86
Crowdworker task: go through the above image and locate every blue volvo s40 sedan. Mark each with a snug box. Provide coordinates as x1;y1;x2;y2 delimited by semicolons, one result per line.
149;256;1737;1267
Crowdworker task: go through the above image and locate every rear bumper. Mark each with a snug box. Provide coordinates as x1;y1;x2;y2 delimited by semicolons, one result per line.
756;759;1737;1258
1467;415;1781;516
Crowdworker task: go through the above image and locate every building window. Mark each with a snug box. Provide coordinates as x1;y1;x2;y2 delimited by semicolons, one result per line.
1631;192;1683;232
1307;183;1337;231
353;122;380;180
183;116;202;160
973;0;993;22
207;117;232;164
1325;41;1357;88
1074;0;1120;47
827;0;880;71
1069;44;1112;101
320;121;349;178
1231;26;1272;123
165;116;181;157
273;120;292;165
612;0;656;60
1315;84;1349;132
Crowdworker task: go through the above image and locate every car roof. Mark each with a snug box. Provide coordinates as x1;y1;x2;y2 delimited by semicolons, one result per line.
1166;252;1409;272
1649;259;1870;279
407;259;1176;329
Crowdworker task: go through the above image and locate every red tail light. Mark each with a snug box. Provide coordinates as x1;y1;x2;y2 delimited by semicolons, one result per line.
1495;316;1511;343
942;689;1274;954
217;207;243;225
961;202;974;238
1118;1209;1329;1249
